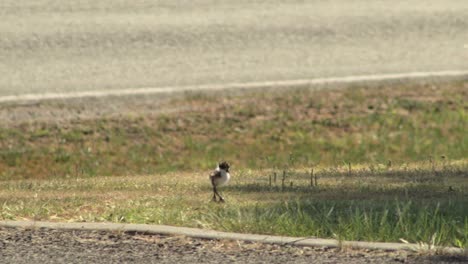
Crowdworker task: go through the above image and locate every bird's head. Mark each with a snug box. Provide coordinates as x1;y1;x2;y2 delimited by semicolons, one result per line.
218;161;230;172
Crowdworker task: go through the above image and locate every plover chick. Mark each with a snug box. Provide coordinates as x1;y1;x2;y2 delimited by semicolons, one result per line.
209;161;231;202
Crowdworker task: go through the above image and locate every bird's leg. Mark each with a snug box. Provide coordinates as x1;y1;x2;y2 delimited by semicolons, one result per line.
212;185;218;202
214;187;224;203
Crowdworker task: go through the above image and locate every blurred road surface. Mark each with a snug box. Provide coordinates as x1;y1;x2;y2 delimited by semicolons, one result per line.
0;0;467;96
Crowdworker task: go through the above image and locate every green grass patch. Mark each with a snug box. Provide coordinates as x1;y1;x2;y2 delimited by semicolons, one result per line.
0;161;467;248
0;81;467;179
203;200;468;248
0;81;467;248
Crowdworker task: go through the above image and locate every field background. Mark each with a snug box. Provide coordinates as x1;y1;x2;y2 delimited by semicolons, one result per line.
1;0;468;96
0;0;467;251
1;81;467;248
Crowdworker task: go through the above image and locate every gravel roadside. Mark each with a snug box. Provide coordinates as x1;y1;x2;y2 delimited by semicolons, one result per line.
1;227;466;264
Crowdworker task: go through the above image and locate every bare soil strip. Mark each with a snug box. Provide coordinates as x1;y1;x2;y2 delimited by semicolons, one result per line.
1;226;467;264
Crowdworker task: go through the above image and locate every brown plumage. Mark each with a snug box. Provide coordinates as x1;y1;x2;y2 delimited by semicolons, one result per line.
209;161;231;202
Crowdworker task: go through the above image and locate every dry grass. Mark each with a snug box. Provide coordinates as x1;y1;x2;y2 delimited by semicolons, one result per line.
0;81;466;248
1;159;466;219
1;81;466;179
0;159;467;248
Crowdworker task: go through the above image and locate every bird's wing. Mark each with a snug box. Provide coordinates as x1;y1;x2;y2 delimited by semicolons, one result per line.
210;170;222;179
210;170;221;186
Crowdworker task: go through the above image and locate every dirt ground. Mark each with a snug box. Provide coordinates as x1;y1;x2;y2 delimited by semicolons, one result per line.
0;227;466;264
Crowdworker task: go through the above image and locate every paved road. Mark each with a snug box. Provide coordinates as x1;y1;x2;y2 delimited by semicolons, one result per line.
1;0;467;97
1;227;467;264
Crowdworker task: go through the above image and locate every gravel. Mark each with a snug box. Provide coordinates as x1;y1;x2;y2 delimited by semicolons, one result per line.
1;227;466;264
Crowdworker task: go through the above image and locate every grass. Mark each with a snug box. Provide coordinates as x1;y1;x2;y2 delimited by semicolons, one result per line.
0;160;467;248
0;81;466;179
0;81;467;249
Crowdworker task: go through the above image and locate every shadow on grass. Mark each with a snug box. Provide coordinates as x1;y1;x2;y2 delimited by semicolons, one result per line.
201;166;468;248
225;183;464;200
204;196;468;248
221;165;467;201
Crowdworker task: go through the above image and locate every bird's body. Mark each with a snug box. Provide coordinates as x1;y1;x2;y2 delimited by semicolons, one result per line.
210;167;231;186
209;161;230;202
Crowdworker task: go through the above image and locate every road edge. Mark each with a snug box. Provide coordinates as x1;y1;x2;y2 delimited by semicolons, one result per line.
1;70;467;103
1;220;465;255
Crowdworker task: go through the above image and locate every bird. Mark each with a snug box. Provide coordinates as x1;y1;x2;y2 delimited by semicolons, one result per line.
209;161;231;202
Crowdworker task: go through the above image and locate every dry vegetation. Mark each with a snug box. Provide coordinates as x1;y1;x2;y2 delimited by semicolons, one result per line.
1;0;467;254
0;81;467;249
0;160;467;248
0;81;466;179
